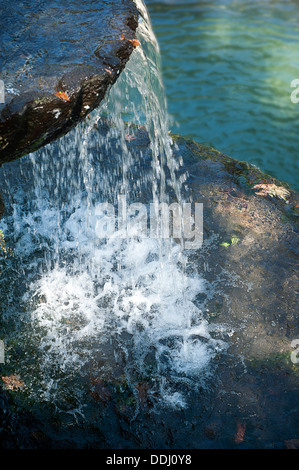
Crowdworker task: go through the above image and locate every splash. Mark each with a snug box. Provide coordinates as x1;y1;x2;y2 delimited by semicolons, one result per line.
0;0;228;413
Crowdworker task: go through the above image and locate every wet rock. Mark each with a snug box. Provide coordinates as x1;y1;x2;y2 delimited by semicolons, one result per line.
0;123;298;448
90;378;112;405
0;0;139;164
285;439;299;449
173;135;298;363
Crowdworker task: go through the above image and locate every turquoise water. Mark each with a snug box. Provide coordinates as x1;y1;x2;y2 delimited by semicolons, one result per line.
145;0;299;191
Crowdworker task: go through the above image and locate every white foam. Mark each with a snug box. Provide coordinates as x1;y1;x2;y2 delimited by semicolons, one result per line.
0;0;229;410
3;190;227;408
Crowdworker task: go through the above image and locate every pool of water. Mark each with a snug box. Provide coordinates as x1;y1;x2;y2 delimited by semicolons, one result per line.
145;0;299;191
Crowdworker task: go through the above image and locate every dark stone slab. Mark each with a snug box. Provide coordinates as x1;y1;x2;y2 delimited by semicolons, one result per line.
0;0;139;164
173;134;298;357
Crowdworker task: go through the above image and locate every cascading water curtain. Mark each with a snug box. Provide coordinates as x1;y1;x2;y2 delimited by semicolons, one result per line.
0;0;229;417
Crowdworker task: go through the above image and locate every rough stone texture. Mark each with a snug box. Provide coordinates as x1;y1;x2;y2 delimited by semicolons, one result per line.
173;135;298;359
0;0;139;164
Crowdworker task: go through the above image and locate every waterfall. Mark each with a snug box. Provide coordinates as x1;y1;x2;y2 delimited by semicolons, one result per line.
0;0;228;415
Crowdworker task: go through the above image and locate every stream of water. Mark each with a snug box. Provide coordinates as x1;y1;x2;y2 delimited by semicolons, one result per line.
0;0;228;418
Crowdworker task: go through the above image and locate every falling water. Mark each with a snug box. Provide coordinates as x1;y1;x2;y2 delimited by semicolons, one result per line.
0;0;228;416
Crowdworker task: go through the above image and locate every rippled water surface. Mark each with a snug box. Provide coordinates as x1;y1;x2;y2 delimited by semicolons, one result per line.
145;0;299;191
